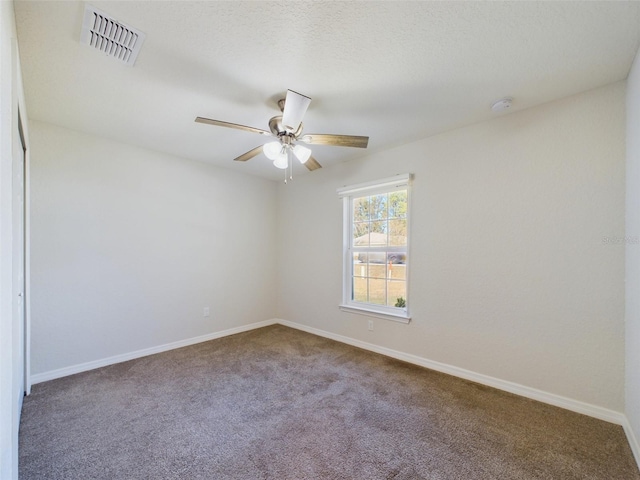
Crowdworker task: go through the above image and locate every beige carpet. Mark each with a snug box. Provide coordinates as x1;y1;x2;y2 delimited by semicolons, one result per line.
19;324;640;479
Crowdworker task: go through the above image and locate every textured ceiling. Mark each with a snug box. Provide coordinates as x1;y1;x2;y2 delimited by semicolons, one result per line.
14;1;640;181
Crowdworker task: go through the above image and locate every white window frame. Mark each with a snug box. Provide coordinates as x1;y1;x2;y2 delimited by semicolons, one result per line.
337;174;412;323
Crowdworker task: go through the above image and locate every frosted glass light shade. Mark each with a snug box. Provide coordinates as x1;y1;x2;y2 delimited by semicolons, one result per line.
273;152;288;169
282;90;311;132
293;144;312;164
263;141;281;160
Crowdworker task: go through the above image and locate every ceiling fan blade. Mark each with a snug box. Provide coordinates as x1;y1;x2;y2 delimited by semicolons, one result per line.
281;90;311;132
234;145;264;162
304;156;322;171
195;117;272;136
299;133;369;149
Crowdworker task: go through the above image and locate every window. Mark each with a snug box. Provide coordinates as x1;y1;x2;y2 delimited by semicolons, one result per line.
338;174;411;323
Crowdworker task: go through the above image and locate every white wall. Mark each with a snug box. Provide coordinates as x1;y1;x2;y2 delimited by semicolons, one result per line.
29;121;278;375
626;44;640;461
277;82;626;412
0;2;27;479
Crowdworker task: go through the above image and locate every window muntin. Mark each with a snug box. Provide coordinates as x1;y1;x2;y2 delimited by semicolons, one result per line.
339;175;411;322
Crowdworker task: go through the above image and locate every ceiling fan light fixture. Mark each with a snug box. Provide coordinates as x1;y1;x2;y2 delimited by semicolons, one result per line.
273;151;288;169
263;141;281;160
293;144;312;164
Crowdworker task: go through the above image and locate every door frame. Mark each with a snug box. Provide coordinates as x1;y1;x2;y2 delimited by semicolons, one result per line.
17;108;29;395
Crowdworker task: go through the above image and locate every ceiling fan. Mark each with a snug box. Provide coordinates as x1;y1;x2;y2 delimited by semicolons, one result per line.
195;90;369;181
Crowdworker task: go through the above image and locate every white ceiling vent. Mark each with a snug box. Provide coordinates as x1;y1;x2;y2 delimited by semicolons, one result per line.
80;5;145;66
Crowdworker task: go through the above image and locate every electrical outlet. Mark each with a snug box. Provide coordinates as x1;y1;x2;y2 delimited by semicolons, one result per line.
368;320;374;331
203;307;210;317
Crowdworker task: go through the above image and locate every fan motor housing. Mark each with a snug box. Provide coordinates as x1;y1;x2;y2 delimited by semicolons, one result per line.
269;116;303;138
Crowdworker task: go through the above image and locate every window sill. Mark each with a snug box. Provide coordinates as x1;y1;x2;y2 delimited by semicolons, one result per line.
339;304;411;324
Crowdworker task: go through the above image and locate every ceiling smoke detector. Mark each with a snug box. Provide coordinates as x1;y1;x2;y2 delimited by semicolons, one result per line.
491;97;513;113
80;5;146;66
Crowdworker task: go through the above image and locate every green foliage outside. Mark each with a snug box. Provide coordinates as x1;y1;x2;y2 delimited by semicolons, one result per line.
353;190;407;239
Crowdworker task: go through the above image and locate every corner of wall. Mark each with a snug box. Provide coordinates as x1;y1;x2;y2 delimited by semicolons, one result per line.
625;42;640;472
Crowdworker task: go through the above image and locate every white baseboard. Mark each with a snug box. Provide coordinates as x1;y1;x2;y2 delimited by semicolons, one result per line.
276;318;627;426
622;417;640;470
30;319;278;385
28;316;640;471
278;318;640;472
32;316;626;425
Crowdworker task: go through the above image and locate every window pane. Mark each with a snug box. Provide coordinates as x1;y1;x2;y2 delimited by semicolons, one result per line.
370;194;388;220
389;190;407;218
353;222;370;246
389;219;407;246
387;260;406;280
370;221;387;246
368;262;387;279
387;280;407;307
387;252;406;265
365;251;384;264
353;277;368;302
353;253;367;278
353;196;370;222
368;278;387;305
